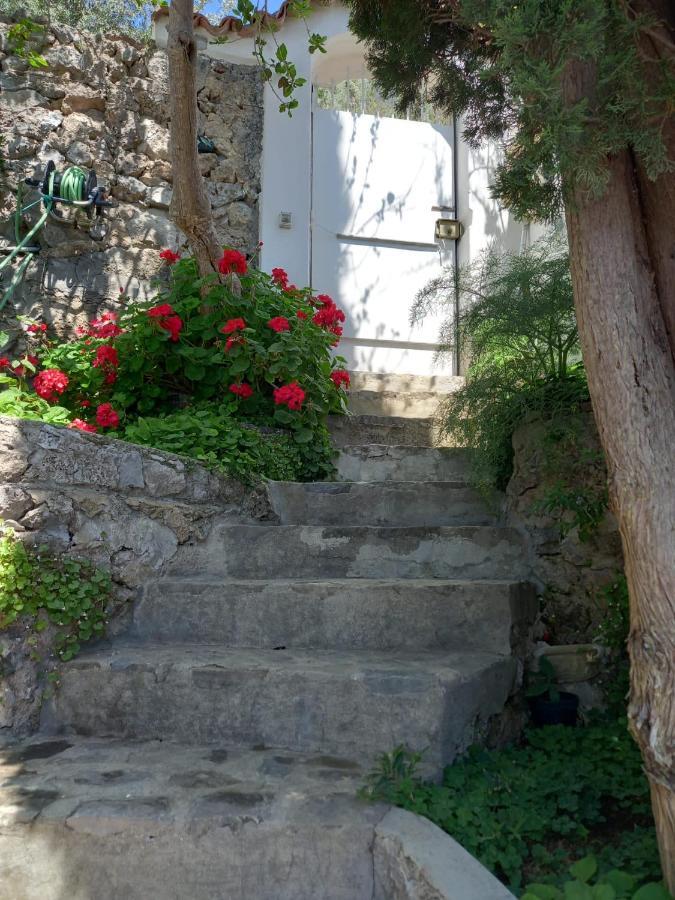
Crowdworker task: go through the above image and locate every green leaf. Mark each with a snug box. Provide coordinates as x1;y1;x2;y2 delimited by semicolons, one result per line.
563;883;594;900
524;886;564;899
570;858;598;884
603;872;636;894
632;886;671;900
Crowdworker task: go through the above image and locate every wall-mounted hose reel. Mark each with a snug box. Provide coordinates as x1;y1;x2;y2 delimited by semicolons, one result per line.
0;162;117;312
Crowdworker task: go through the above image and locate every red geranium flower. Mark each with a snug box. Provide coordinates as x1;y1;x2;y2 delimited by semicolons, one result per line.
27;322;47;334
148;303;175;318
229;382;254;399
274;381;306;411
268;316;290;333
330;369;351;389
88;311;124;339
159;248;180;264
221;318;246;335
68;418;98;433
33;368;69;401
93;345;119;369
27;355;40;367
96;403;120;429
296;310;308;320
0;357;9;368
159;314;183;342
218;249;248;276
80;399;91;408
271;267;289;289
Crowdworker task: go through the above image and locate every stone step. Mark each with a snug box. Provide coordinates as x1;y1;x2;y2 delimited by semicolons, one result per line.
167;524;526;580
329;414;451;448
0;738;516;900
0;737;380;900
42;645;518;773
132;579;537;654
348;389;445;419
267;480;498;527
349;371;462;394
337;444;473;483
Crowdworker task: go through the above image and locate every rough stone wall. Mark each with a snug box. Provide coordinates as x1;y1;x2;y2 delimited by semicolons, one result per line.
0;14;262;339
0;415;273;736
505;406;624;644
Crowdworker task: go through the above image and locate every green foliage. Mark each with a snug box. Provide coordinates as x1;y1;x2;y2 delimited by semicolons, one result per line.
413;234;586;491
347;0;675;221
525;656;560;703
360;720;660;892
0;0;155;37
6;18;47;67
522;855;671;900
535;416;609;541
0;527;112;661
2;255;346;482
595;575;631;717
123;404;335;483
0;374;71;424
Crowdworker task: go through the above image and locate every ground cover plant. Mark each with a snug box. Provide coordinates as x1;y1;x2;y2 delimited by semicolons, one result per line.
0;248;350;481
360;721;667;897
0;526;112;661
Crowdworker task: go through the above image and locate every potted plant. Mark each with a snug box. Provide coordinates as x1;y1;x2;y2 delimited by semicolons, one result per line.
526;656;579;726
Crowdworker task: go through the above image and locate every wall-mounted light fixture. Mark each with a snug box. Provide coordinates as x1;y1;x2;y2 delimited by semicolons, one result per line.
435;218;464;241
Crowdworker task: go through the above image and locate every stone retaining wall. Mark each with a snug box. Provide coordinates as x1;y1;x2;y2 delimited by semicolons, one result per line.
505;406;624;644
0;14;262;339
0;415;272;735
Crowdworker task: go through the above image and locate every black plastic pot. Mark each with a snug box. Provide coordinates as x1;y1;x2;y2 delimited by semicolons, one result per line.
529;691;579;727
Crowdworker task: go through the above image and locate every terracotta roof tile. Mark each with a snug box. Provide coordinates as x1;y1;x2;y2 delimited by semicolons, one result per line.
152;2;328;38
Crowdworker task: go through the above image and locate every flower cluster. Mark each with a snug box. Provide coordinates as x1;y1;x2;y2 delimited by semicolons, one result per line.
27;322;47;335
219;249;248;276
330;369;351;389
33;368;69;401
230;382;254;399
68;418;98;434
96;403;119;429
148;303;183;342
221;318;246;335
268;316;290;333
271;267;289;290
77;311;124;340
160;248;181;264
274;381;306;411
312;294;346;341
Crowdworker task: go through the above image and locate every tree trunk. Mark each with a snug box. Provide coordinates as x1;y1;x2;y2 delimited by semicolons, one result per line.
563;149;675;895
167;0;223;278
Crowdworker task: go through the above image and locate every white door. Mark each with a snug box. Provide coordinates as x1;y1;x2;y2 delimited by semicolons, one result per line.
311;105;455;375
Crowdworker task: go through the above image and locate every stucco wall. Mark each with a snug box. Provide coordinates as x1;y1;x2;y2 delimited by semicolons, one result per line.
0;15;262;341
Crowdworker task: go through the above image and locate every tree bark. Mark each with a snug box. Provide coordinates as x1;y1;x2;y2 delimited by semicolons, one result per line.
167;0;223;278
562;129;675;896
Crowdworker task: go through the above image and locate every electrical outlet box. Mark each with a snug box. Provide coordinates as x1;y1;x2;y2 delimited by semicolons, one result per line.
435;218;464;240
278;212;293;229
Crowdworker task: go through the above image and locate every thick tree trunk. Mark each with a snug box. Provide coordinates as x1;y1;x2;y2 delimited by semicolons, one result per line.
564;148;675;892
167;0;223;278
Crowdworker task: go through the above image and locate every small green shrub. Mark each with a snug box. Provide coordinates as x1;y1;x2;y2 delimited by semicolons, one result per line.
0;527;112;661
360;720;660;892
123;404;334;483
412;233;586;492
1;250;350;482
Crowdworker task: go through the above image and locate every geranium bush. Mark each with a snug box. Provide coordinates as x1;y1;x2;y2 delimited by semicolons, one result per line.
0;248;352;481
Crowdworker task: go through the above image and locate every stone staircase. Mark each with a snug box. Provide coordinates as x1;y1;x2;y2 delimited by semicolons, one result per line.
0;377;532;899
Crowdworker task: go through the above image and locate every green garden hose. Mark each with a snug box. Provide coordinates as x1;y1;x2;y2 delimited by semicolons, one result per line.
0;166;90;312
